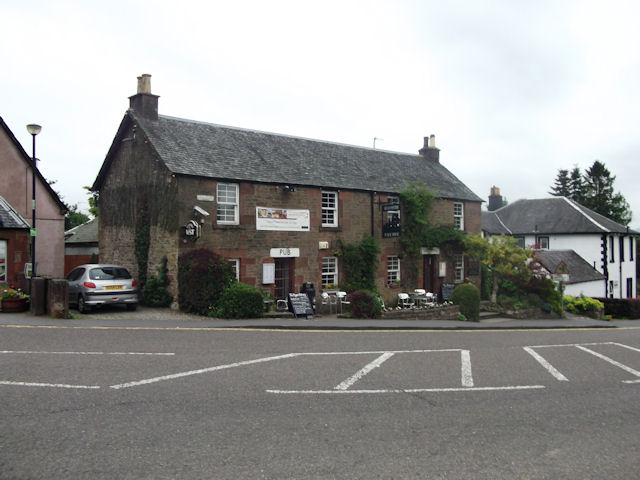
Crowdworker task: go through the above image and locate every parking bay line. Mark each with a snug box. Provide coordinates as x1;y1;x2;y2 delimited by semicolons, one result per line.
0;381;100;390
0;350;175;356
267;386;546;394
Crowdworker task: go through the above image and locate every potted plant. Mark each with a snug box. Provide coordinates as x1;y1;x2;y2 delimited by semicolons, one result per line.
1;286;30;312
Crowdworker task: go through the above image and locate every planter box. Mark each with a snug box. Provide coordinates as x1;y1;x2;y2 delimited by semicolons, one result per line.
1;298;29;313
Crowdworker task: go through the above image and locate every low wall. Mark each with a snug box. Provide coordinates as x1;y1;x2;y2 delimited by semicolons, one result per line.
381;304;460;320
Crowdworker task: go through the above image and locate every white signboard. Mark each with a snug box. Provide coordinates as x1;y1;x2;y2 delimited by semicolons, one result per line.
270;248;300;258
262;263;275;284
256;207;310;231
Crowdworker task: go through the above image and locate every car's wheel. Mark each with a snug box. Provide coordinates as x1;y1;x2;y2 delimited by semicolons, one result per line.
126;303;138;311
78;295;90;314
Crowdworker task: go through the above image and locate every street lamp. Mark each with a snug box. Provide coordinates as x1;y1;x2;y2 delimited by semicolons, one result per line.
26;123;41;279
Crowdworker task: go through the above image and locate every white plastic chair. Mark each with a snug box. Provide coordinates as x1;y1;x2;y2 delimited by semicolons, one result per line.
397;293;414;308
336;291;350;313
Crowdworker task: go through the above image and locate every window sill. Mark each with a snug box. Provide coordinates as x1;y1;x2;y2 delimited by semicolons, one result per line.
320;226;341;232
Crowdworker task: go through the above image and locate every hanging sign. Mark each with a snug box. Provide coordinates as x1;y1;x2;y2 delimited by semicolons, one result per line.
183;220;201;242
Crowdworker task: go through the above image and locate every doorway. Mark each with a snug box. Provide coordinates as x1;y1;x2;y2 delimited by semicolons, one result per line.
423;255;437;294
275;258;294;300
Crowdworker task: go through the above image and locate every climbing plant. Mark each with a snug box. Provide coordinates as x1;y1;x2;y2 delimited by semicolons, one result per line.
398;181;435;286
338;236;380;292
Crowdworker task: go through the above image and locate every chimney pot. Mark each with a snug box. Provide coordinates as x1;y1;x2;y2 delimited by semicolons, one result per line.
428;134;436;148
418;133;440;162
137;74;152;94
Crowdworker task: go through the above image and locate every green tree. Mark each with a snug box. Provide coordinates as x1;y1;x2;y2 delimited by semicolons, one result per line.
550;161;631;225
65;203;90;229
464;234;532;304
549;168;570;197
83;186;99;218
581;160;632;225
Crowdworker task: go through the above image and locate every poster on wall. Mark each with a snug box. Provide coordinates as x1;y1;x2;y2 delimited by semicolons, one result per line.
256;207;310;231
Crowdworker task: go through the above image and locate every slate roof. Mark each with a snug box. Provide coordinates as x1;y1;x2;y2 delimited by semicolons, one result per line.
64;218;98;244
94;111;483;202
482;197;636;235
0;195;30;229
533;249;605;284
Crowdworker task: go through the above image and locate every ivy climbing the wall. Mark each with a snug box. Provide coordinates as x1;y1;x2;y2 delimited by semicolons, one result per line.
337;236;380;293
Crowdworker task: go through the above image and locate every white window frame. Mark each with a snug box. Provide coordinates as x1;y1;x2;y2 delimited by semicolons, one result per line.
537;236;549;249
216;183;239;225
227;259;240;281
321;256;338;288
454;254;464;283
609;236;615;262
453;202;464;231
0;240;7;283
322;191;338;227
387;255;400;284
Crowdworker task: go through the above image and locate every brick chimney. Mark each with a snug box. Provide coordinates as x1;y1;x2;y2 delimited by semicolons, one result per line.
129;74;159;120
488;186;503;211
418;134;439;163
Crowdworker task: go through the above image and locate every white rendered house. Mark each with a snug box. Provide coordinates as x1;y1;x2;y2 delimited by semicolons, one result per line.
482;195;637;299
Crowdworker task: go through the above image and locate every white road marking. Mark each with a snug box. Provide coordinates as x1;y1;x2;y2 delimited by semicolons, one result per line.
267;385;546;394
0;381;100;389
335;352;395;390
612;343;640;353
0;350;174;356
460;350;474;387
109;353;300;389
523;347;569;381
575;345;640;379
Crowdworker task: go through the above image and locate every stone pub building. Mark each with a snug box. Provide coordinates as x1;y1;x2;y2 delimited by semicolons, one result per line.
92;75;482;307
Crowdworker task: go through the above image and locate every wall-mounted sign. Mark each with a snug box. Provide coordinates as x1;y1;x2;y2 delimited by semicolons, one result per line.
318;241;329;250
196;195;215;202
270;248;300;258
262;263;275;284
421;247;440;255
183;220;201;242
256;207;310;231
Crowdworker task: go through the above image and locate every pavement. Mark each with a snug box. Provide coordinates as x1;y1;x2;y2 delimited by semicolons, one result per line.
2;306;640;330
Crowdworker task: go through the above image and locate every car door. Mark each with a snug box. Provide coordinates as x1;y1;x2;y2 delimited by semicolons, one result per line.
66;267;85;303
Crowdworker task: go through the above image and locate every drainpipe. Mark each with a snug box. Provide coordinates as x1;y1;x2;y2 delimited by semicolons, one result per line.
370;192;375;237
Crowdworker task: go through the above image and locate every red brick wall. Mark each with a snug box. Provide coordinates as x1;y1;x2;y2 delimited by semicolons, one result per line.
0;230;29;289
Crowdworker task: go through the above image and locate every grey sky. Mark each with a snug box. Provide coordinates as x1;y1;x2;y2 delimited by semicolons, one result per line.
4;0;639;225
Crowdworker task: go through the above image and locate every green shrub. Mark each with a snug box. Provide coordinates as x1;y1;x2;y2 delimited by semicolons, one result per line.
451;283;480;322
215;282;264;318
564;295;604;315
178;249;235;315
142;256;173;307
349;290;382;318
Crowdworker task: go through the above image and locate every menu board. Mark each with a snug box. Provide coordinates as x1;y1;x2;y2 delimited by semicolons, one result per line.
288;293;314;318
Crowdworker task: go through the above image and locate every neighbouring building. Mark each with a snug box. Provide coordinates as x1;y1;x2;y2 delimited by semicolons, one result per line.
92;75;483;307
482;193;637;299
64;218;99;275
0;116;66;286
0;195;30;288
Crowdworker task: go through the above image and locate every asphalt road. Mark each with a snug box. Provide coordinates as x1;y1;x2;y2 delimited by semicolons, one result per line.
1;323;639;479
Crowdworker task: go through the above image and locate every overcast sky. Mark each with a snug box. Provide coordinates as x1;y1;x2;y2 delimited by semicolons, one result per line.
4;0;639;226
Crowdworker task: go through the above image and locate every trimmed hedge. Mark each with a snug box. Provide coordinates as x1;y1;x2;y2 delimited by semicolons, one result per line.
451;283;480;322
594;297;640;319
215;282;264;318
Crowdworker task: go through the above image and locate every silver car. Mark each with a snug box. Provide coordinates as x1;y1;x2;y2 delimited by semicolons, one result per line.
67;264;139;313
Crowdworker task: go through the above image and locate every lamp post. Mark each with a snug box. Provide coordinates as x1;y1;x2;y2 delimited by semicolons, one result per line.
26;124;41;280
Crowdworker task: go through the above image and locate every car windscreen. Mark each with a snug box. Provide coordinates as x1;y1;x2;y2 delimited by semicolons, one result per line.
89;267;132;280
